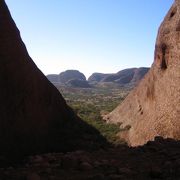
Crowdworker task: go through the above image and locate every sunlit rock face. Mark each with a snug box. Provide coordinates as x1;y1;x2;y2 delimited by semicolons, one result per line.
104;0;180;146
0;0;104;159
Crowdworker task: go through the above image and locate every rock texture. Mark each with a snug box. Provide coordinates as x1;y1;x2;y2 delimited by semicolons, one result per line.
0;0;105;159
104;0;180;146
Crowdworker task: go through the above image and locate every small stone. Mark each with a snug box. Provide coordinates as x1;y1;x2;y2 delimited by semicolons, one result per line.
7;166;14;171
164;161;172;168
149;166;162;178
41;162;50;168
79;162;93;171
118;167;132;175
94;161;101;167
33;155;44;164
45;168;52;174
61;156;79;169
87;174;105;180
108;174;124;180
27;173;41;180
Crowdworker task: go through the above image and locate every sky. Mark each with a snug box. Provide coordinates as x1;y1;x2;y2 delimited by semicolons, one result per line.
6;0;173;78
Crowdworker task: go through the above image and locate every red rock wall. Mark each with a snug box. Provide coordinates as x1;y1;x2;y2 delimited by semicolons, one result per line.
104;0;180;146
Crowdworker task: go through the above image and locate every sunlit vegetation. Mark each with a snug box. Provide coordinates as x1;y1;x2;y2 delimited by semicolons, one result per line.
57;86;131;144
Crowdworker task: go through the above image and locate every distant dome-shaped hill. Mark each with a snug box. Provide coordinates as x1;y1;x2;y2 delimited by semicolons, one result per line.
59;70;86;84
47;68;149;88
88;73;111;82
88;68;149;87
102;68;149;85
47;70;91;88
103;68;136;84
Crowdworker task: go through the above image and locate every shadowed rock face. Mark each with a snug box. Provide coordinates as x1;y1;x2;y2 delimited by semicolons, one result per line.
104;0;180;146
0;0;106;159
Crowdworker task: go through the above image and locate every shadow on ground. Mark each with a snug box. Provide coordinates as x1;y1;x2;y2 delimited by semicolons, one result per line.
0;136;180;179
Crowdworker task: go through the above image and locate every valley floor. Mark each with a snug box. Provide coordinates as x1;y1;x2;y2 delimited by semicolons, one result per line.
57;86;131;144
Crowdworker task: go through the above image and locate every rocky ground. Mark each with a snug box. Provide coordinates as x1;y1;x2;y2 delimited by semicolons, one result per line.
1;137;180;180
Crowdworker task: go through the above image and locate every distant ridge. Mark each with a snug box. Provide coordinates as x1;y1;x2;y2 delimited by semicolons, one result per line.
47;67;149;88
88;67;149;86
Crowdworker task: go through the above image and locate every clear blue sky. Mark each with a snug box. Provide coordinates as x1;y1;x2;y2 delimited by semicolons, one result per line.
6;0;173;78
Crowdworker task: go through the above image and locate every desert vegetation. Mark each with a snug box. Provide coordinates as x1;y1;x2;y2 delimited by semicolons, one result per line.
57;85;131;144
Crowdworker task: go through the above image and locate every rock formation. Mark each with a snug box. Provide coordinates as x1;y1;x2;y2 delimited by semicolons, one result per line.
0;0;105;160
59;70;86;84
47;68;149;88
47;70;91;88
102;68;149;85
88;68;149;87
104;0;180;146
88;73;111;83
